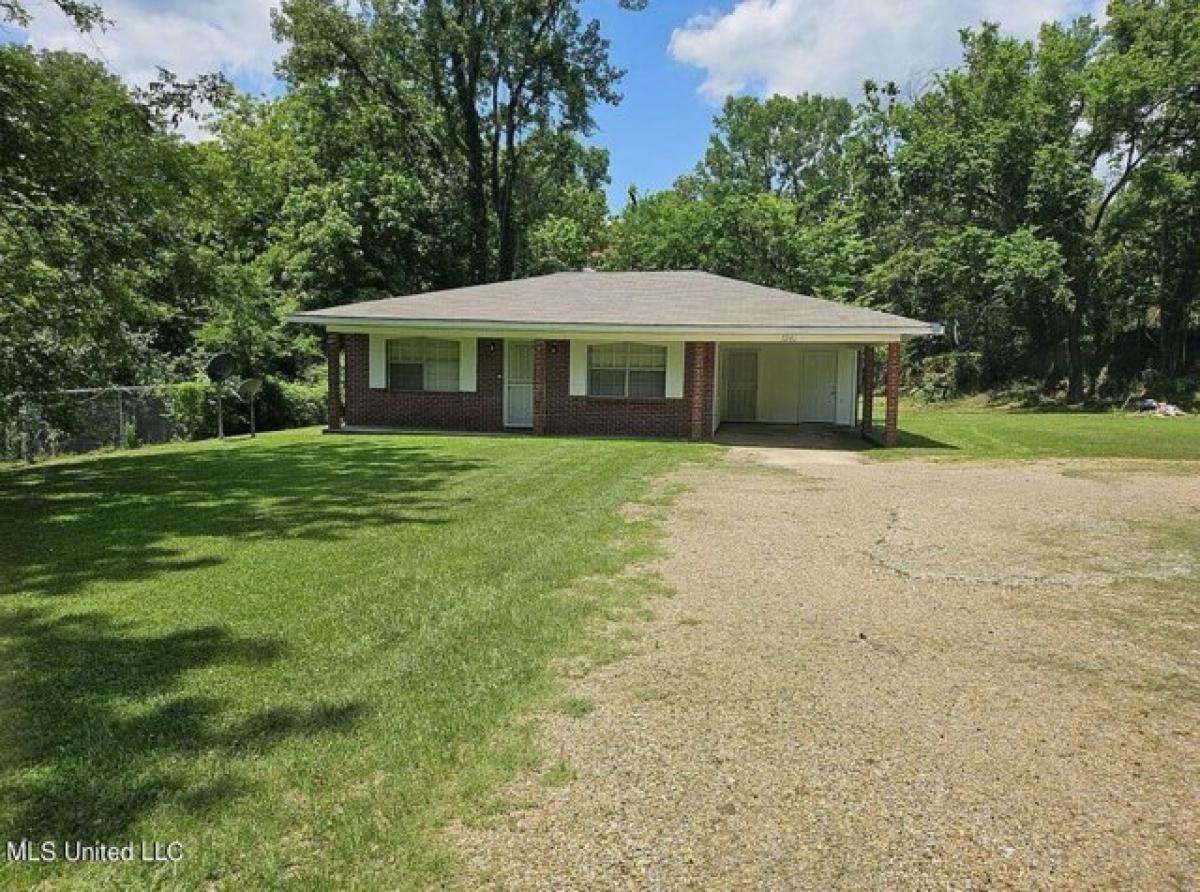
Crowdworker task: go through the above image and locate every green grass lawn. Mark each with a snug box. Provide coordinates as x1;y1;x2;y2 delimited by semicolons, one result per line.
0;430;711;890
873;401;1200;461
1;407;1193;888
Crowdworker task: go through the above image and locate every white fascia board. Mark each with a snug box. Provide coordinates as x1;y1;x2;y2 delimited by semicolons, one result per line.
294;316;943;342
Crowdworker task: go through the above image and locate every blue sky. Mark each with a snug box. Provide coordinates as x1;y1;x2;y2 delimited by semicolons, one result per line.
579;0;718;207
10;0;1106;211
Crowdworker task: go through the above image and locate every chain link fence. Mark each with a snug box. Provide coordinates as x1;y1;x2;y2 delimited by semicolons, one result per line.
2;387;178;462
2;380;325;462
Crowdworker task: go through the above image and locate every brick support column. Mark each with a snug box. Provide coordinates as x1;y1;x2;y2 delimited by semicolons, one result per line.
325;332;343;431
883;341;901;446
532;339;548;435
686;342;716;442
860;346;875;435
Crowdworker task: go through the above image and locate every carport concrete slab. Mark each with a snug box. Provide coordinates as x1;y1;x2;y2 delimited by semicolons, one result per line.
715;422;868;467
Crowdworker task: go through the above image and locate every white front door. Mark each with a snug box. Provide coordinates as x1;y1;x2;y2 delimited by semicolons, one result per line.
724;350;758;422
799;351;838;422
504;340;534;428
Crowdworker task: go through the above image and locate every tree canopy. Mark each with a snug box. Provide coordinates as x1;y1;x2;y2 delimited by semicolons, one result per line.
1;0;1197;425
607;1;1199;400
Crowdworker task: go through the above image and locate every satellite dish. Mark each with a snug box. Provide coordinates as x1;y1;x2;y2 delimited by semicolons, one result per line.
238;377;263;401
205;353;236;383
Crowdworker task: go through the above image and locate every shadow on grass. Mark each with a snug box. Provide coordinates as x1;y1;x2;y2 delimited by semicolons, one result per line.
0;437;485;596
0;607;368;842
878;429;960;451
716;423;957;453
986;402;1122;415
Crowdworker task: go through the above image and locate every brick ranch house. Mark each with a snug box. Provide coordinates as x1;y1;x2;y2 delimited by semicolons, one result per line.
290;271;941;445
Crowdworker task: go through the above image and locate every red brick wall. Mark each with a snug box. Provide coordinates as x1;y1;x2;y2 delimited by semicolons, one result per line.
686;341;716;440
540;340;715;440
532;340;548;435
884;341;901;446
341;335;717;440
860;346;875;433
326;332;344;430
342;334;505;431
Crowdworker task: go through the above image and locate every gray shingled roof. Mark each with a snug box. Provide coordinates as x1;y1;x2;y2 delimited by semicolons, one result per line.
290;271;940;335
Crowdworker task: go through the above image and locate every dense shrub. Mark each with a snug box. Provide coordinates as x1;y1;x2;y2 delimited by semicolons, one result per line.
908;352;983;402
169;375;326;438
1;403;66;462
169;380;257;439
252;378;326;431
170;379;215;440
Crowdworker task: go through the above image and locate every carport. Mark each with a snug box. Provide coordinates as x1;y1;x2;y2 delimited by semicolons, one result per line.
715;341;904;445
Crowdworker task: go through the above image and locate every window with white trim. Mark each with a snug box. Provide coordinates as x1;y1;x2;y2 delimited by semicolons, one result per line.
587;342;667;398
388;338;460;392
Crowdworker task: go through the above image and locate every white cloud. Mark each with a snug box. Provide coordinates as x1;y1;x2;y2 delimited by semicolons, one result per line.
14;0;280;92
669;0;1106;102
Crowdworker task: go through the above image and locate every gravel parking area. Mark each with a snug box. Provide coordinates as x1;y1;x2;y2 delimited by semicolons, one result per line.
449;450;1200;890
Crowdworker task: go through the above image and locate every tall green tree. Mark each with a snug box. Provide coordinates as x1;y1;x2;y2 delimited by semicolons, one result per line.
273;0;638;283
606;186;869;302
1089;0;1200;378
0;47;217;418
516;131;611;274
854;23;1096;389
5;0;1196;421
608;91;866;299
693;93;854;215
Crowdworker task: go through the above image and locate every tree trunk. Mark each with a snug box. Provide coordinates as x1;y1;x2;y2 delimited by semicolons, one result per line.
1160;220;1198;376
496;151;520;280
463;145;491;283
497;209;517;280
1066;289;1086;404
1160;288;1193;377
448;35;490;284
457;87;491;283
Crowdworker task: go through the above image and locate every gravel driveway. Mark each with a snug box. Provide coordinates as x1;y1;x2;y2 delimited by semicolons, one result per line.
450;449;1200;890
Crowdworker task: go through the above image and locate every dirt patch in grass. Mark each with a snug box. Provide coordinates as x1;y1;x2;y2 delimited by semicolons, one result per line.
869;469;1197;588
447;454;1199;889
